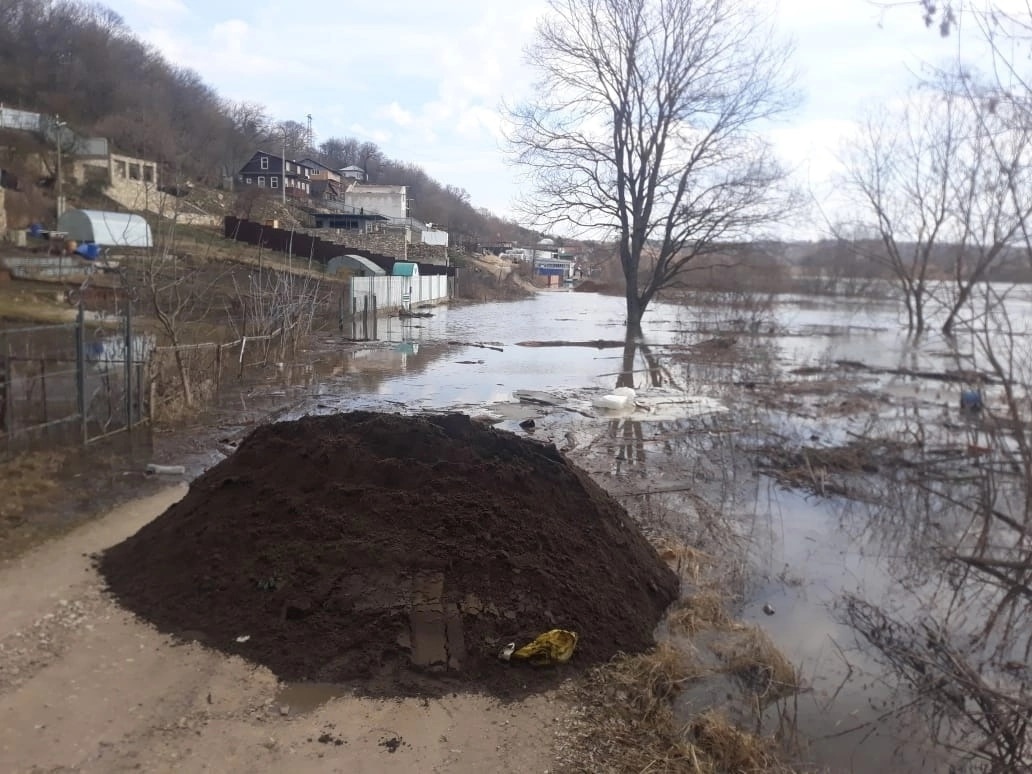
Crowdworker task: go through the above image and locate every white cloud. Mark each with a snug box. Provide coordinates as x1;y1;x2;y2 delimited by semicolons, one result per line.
123;0;188;15
97;0;1017;227
377;102;414;128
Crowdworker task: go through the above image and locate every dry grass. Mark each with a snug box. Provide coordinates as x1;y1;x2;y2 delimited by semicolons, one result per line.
555;644;706;773
0;449;67;523
555;643;803;773
0;290;78;324
689;710;788;772
657;541;713;584
669;591;732;636
713;625;799;706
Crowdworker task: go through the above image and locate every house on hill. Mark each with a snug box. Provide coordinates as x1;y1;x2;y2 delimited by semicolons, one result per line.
237;151;312;197
340;165;365;182
301;158;343;200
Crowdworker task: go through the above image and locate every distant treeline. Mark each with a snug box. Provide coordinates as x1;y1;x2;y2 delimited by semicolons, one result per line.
0;0;539;247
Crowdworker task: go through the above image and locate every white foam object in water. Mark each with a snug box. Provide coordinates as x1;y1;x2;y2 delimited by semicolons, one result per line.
612;387;636;400
592;394;630;410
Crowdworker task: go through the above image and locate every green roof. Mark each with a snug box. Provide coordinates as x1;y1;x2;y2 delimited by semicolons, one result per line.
392;261;419;277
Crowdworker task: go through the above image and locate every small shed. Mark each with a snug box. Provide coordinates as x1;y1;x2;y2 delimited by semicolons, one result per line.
57;209;152;248
392;261;419;278
325;254;386;277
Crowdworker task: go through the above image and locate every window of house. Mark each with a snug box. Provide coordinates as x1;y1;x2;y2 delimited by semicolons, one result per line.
143;166;154;183
270;176;278;188
260;156;269;170
258;176;266;187
114;160;127;178
128;163;141;181
246;177;252;184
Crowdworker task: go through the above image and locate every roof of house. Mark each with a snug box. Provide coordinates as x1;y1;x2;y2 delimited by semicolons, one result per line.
252;150;315;169
392;261;419;277
326;254;386;276
301;158;339;175
310;208;389;221
347;183;406;195
339;165;365;173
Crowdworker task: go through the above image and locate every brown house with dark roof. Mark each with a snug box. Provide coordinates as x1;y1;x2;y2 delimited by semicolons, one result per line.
300;158;343;200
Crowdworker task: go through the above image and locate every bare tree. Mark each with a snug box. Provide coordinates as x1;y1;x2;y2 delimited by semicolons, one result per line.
508;0;797;334
938;84;1032;335
839;83;970;336
276;120;309;159
841;70;1032;336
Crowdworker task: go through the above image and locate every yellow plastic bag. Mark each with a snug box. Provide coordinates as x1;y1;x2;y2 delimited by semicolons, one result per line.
501;629;578;665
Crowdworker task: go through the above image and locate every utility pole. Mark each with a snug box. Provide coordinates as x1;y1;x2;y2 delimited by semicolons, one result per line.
281;130;287;206
54;115;67;221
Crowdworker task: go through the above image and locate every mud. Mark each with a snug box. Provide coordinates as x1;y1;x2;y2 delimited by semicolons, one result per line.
100;411;679;697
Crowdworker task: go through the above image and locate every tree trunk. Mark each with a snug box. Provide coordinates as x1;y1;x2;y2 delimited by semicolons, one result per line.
941;284;972;337
625;290;645;338
902;289;915;333
913;291;926;338
617;336;637;388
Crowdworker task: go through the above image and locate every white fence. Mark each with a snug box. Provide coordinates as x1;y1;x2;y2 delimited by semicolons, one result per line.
0;105;109;156
350;274;451;312
0;105;41;132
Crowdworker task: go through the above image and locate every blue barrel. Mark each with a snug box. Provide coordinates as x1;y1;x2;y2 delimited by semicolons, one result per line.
960;390;983;411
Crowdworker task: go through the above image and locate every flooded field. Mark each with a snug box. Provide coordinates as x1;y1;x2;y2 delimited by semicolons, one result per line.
273;287;1027;772
10;286;1027;771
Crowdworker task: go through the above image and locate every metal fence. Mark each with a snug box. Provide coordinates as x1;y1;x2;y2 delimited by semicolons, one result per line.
0;105;109;156
0;306;149;455
0;104;42;132
349;274;451;312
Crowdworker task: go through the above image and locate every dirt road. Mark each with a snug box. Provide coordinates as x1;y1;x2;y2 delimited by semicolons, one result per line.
0;488;560;773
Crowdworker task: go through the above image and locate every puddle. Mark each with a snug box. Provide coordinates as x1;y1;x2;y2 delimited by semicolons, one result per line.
274;682;349;715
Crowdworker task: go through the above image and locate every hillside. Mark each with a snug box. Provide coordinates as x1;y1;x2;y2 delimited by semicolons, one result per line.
0;0;540;247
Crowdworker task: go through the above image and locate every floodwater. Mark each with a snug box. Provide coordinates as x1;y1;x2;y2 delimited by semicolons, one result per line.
291;288;1003;772
119;285;1024;771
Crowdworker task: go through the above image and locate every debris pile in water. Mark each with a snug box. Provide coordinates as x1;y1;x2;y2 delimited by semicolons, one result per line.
101;411;678;696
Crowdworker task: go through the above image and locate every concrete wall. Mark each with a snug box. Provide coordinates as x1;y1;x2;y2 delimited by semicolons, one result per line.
344;185;407;219
308;227;407;259
406;243;448;265
421;228;449;246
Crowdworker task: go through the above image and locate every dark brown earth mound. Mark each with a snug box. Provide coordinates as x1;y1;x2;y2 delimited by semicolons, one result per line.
100;412;678;697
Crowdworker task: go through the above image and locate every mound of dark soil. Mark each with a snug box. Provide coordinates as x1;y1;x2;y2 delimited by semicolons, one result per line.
100;412;678;696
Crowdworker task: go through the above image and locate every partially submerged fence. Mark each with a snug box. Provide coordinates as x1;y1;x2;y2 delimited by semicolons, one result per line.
0;306;149;454
349;274;451;315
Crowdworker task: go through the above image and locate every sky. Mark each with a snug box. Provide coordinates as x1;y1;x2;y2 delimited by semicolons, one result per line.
100;0;988;236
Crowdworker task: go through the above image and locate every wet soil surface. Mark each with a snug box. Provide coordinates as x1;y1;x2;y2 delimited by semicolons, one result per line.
100;411;678;698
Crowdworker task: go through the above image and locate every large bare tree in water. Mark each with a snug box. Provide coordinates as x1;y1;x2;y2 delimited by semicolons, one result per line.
509;0;797;334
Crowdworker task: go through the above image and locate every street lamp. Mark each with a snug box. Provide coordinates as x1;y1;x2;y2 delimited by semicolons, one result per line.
54;115;67;220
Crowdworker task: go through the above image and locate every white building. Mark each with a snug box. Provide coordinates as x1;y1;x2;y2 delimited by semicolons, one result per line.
343;183;407;220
